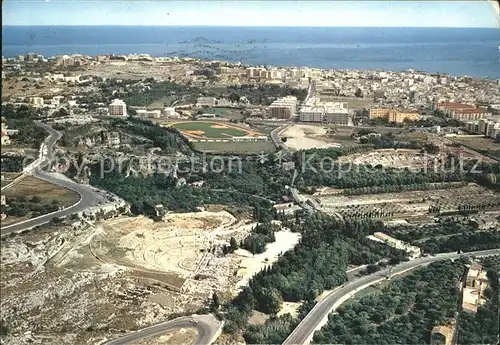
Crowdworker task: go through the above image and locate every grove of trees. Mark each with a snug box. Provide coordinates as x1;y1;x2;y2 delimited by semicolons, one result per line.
221;214;408;342
1;104;46;148
313;260;465;344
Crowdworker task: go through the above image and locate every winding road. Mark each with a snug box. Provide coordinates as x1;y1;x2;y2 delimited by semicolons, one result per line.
1;121;224;344
0;121;105;236
101;314;222;345
283;248;500;345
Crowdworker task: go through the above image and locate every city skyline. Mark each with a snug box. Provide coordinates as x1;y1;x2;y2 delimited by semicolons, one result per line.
2;0;500;28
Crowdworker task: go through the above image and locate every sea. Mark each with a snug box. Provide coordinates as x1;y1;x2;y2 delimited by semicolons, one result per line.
2;26;500;78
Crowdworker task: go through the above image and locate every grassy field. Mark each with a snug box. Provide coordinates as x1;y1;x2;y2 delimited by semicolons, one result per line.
4;176;80;206
2;176;81;226
1;172;22;188
451;136;500;152
194;140;276;154
171;121;263;139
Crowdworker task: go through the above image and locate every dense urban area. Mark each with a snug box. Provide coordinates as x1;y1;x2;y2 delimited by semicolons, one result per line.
1;52;499;345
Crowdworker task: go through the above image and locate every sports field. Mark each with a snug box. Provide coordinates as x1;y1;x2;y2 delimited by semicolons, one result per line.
170;121;263;139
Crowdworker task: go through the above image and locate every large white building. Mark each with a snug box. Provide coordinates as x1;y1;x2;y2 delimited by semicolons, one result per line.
196;97;217;107
299;106;324;123
108;99;127;116
269;96;298;119
299;101;349;124
464;119;500;140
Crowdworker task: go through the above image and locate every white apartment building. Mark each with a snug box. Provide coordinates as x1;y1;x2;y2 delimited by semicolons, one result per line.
269;96;298;119
464;119;500;140
290;68;302;81
196;97;217;107
324;102;349;124
299;106;324;123
299;102;349;125
108;99;127;116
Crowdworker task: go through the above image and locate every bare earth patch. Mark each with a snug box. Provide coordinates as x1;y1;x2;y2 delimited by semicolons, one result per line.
211;124;229;129
282;125;342;150
234;229;301;289
184;130;205;136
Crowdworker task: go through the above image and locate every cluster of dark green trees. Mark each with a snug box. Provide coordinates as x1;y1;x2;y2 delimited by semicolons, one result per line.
108;117;193;153
313;260;465;344
241;223;279;254
87;154;293;222
359;132;422;149
221;214;408;343
387;218;480;243
417;231;500;254
1;195;60;218
1;104;46;148
343;181;467;196
121;80;201;106
0;156;24;173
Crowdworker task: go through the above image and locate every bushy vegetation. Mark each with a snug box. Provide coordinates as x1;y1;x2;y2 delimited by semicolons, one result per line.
295;148;500;193
0;156;24;173
221;214;408;342
359;132;421;149
109;117;193;153
87;155;293;222
386;219;480;243
1;195;60;218
313;260;465;344
343;181;467;196
417;231;500;254
241;223;279;254
1;104;46;148
121;80;200;106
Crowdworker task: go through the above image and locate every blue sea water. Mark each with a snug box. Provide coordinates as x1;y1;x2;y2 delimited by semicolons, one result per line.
2;26;500;78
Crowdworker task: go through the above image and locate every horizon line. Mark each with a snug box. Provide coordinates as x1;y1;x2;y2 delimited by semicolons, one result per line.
3;25;499;29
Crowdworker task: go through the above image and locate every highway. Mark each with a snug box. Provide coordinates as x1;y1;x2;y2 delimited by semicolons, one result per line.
283;248;500;345
1;121;105;236
101;314;222;345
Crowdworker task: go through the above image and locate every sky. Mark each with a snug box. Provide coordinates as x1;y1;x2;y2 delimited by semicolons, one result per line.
2;0;500;28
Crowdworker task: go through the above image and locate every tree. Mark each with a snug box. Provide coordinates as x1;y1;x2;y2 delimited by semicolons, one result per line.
229;237;239;252
211;292;220;311
256;287;283;314
355;88;363;98
30;195;42;203
366;264;380;274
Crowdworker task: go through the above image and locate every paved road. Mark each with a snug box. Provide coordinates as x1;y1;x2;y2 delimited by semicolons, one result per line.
283;248;500;345
1;122;105;236
270;124;290;149
101;314;222;345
